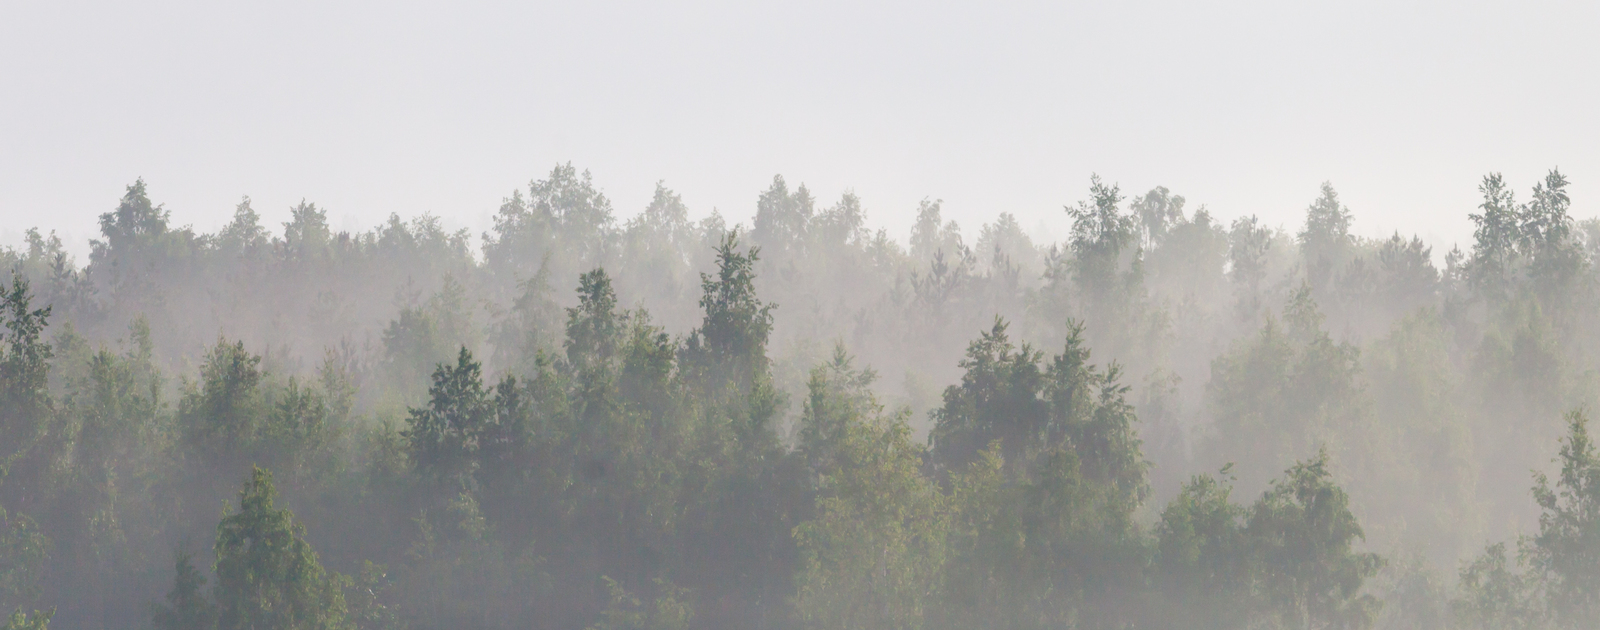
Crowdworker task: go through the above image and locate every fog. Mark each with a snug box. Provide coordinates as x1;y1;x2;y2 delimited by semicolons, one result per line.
5;2;1599;261
7;2;1600;628
0;166;1598;629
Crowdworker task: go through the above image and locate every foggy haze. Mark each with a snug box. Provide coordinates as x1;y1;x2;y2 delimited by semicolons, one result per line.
4;3;1600;630
3;1;1598;259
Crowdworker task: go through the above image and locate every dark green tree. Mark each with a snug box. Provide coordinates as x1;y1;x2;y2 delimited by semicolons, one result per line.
404;348;492;483
1247;449;1383;629
929;318;1046;473
566;269;622;371
178;339;264;473
0;274;54;515
1153;468;1251;630
213;467;351;630
681;231;776;391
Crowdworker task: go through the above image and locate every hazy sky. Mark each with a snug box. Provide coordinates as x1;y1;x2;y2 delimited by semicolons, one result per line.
3;1;1596;260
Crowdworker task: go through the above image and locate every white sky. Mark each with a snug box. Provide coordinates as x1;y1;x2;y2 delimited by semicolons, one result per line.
2;0;1597;261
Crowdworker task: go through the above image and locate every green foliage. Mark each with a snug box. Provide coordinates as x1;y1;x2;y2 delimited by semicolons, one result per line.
1452;542;1546;630
1068;174;1138;306
1530;410;1600;626
0;275;54;617
1;608;51;630
1153;468;1250;629
1207;287;1363;492
0;274;55;503
1247;449;1383;629
151;551;213;630
403;348;492;483
797;344;879;477
342;562;400;630
566;269;622;370
752;175;815;258
1467;170;1586;308
682;230;776;392
0;506;48;614
13;168;1600;629
382;276;477;400
1227;214;1274;319
587;576;694;630
213;467;351;630
928;318;1152;629
793;350;946;630
179;338;265;471
929;318;1046;472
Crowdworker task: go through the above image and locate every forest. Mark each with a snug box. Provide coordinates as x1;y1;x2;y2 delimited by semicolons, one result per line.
2;165;1599;629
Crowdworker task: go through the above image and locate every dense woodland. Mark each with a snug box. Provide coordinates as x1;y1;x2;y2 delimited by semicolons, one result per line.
3;166;1600;629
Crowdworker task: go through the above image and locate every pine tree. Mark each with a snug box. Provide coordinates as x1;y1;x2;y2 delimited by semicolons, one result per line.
403;348;491;483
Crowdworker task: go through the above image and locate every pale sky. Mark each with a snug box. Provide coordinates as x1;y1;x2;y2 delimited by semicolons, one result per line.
3;0;1596;260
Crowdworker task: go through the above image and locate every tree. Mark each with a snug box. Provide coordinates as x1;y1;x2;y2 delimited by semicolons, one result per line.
929;319;1150;629
1068;175;1138;310
0;503;47;617
1451;542;1545;630
1047;321;1147;507
0;274;54;513
178;338;264;473
258;378;334;486
1228;215;1274;320
281;201;333;265
151;551;214;630
752;175;814;259
1375;233;1440;315
793;390;946;630
483;163;616;287
1131;185;1186;250
929;318;1046;473
1206;287;1363;493
1468;173;1520;301
1153;468;1251;630
1530;410;1600;626
1522;169;1584;303
1466;169;1585;307
213;467;351;630
0;609;51;630
681;230;776;400
909;198;964;267
404;348;492;483
565;269;622;371
797;344;880;480
1247;449;1383;629
1299;182;1354;293
586;576;694;630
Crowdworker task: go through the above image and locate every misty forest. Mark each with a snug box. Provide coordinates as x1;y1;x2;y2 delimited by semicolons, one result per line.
4;165;1600;630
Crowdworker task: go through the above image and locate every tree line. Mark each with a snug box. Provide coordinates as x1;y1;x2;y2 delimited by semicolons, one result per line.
2;166;1600;628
